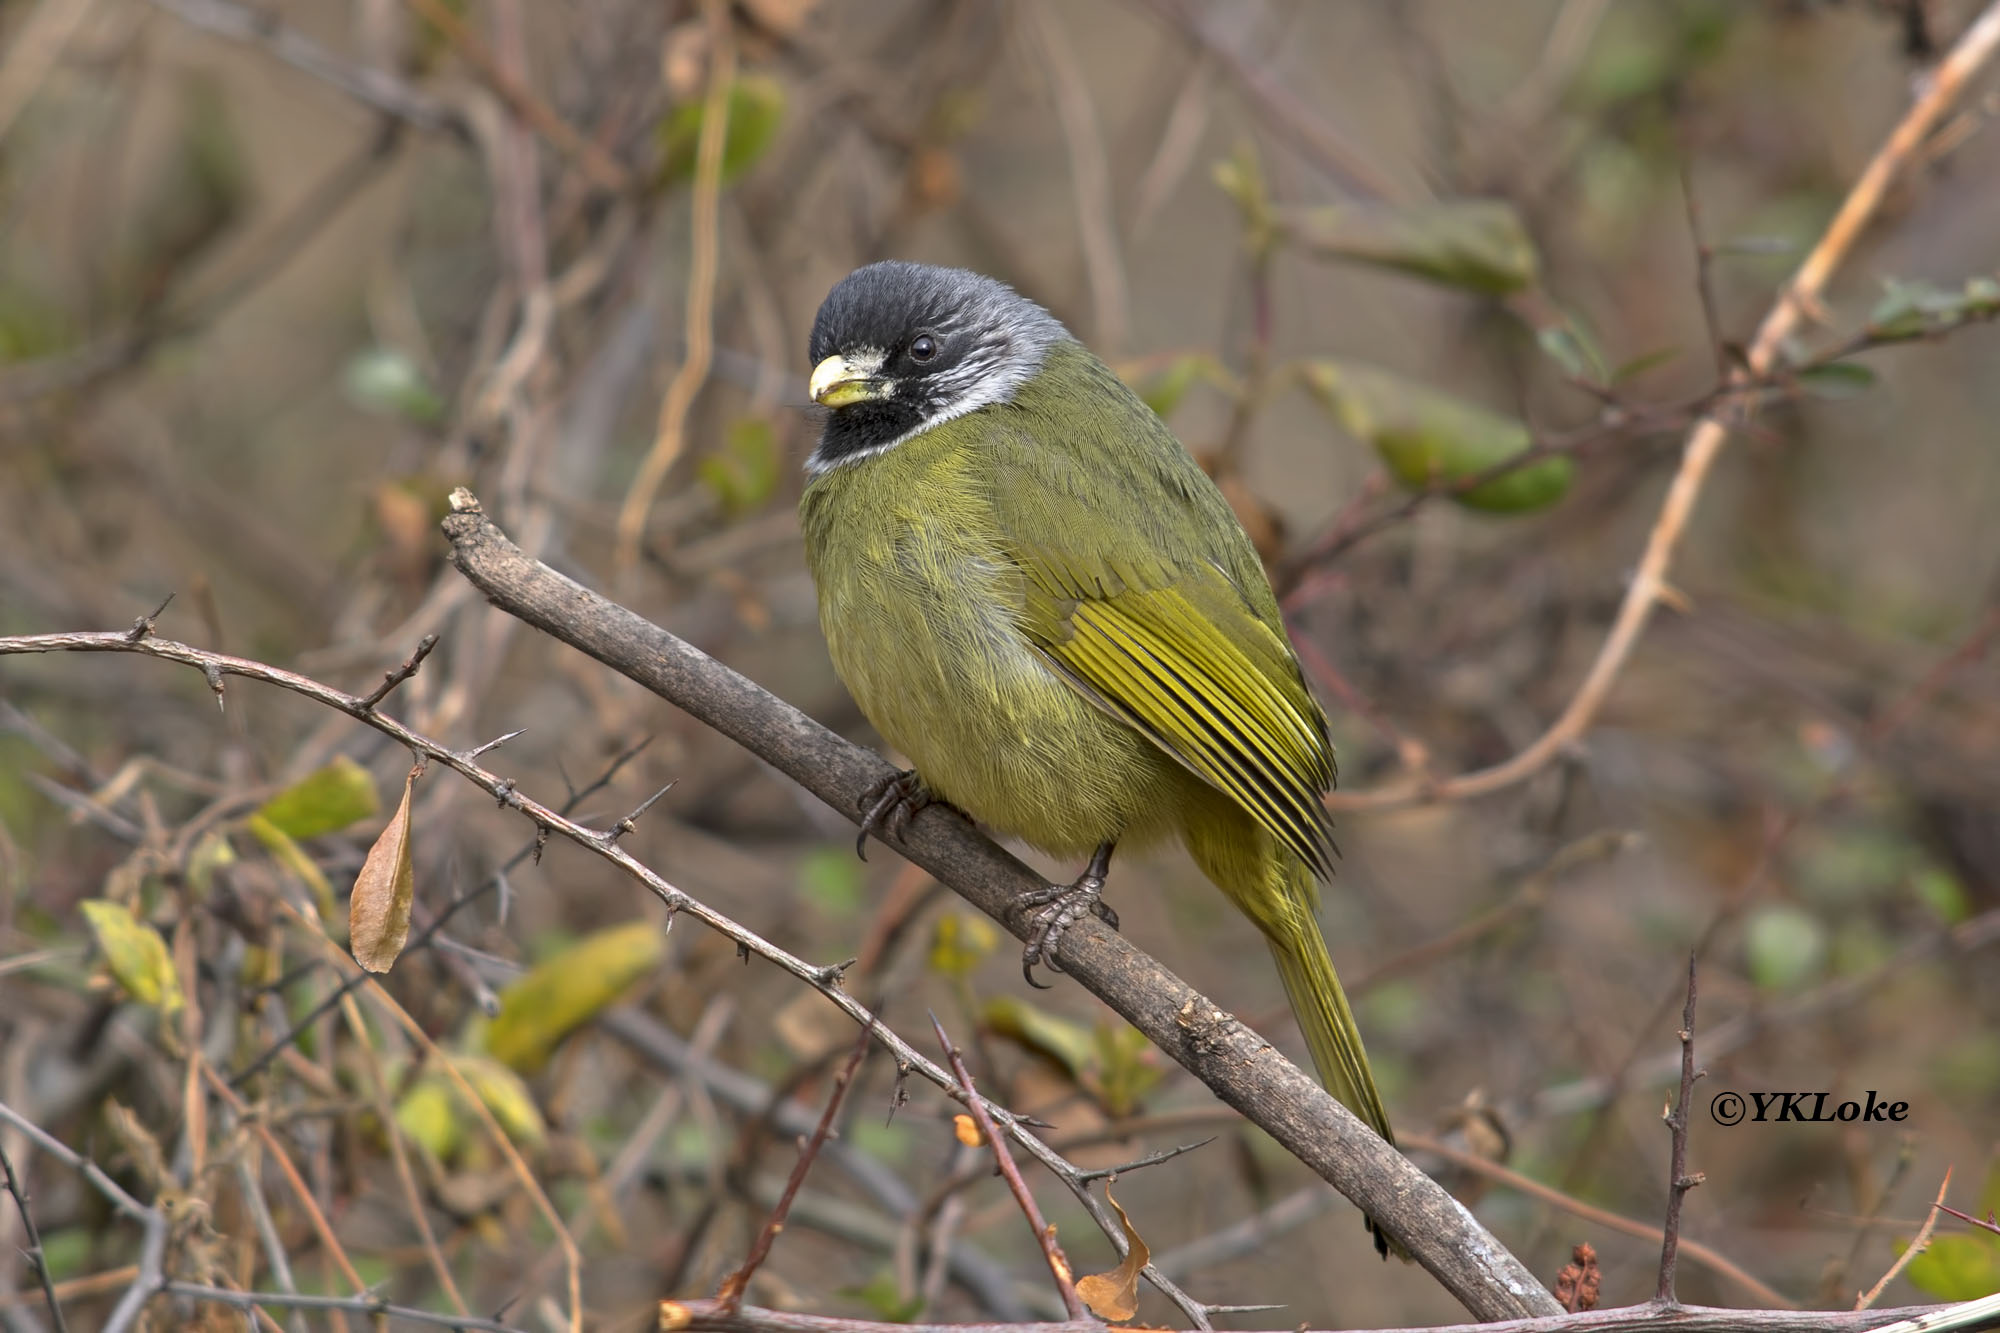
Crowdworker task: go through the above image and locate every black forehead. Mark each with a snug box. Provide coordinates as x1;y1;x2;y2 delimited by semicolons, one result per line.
808;261;1012;362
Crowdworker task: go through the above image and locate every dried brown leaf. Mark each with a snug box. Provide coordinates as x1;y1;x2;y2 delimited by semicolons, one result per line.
1076;1183;1150;1321
349;766;417;972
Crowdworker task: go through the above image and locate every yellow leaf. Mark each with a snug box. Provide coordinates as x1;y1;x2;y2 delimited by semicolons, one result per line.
348;767;417;972
928;912;999;979
246;815;334;919
952;1114;983;1147
185;829;236;898
80;900;183;1016
452;1054;546;1147
256;755;381;840
394;1075;461;1161
982;995;1095;1079
483;921;665;1072
1075;1184;1150;1322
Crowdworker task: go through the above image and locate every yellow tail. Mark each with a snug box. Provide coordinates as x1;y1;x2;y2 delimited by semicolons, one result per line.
1187;808;1400;1255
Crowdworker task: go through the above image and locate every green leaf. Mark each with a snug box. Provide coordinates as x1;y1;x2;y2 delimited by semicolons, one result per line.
1796;362;1878;398
1535;315;1609;386
1087;1023;1164;1118
1304;360;1572;512
841;1269;926;1323
1903;1233;2000;1301
1744;904;1826;992
1133;352;1224;420
1610;346;1682;384
658;75;786;186
1867;275;2000;341
981;995;1095;1079
344;347;446;426
257;756;381;841
1281;199;1539;295
186;829;236;898
36;1228;93;1281
483;921;665;1072
80;900;184;1015
696;417;780;515
1211;143;1273;246
797;845;864;917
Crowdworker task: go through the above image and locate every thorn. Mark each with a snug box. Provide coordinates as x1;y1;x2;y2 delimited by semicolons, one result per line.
469;729;526;760
814;958;858;988
886;1061;911;1126
1656;582;1696;615
610;782;676;841
531;825;550;864
127;593;175;641
360;633;440;709
203;662;226;711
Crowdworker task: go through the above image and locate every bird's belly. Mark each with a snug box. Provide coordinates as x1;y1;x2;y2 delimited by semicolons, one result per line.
818;551;1185;858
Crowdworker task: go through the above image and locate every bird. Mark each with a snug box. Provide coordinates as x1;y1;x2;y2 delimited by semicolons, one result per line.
798;260;1396;1252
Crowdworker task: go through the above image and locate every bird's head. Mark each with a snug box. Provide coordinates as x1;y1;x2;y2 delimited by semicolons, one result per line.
805;261;1066;474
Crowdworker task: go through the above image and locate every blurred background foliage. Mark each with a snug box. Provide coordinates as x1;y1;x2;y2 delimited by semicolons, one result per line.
1;0;1998;1328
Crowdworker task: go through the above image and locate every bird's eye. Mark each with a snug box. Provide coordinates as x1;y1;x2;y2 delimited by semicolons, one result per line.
908;334;938;363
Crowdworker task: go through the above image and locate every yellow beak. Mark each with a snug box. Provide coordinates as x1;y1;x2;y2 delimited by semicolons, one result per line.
809;354;888;408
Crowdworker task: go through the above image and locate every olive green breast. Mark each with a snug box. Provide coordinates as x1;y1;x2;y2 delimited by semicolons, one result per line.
799;401;1195;857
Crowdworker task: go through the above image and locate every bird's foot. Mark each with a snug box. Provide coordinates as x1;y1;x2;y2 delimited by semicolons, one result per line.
1019;842;1118;988
855;769;944;860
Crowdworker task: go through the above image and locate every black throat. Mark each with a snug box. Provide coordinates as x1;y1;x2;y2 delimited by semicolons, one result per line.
812;396;927;469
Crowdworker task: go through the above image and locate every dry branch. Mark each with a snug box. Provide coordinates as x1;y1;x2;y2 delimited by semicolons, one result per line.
435;490;1562;1321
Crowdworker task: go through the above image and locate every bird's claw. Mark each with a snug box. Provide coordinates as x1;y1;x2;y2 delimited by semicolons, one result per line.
1017;871;1117;987
855;770;933;860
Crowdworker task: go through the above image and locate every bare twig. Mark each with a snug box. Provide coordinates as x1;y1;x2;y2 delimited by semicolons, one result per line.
1656;954;1706;1306
1328;0;2000;811
716;1023;873;1313
1028;0;1130;352
159;1284;527;1333
930;1013;1084;1321
0;1144;68;1333
650;1297;2000;1333
0;619;1222;1325
1400;1131;1788;1309
1127;0;1404;201
615;0;735;569
358;632;438;708
0;0;99;149
1856;1171;1953;1310
400;0;629;189
148;0;461;133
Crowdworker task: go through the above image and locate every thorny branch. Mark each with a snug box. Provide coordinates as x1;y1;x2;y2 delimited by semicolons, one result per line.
1655;955;1705;1306
0;620;1223;1328
436;490;1562;1322
932;1013;1084;1320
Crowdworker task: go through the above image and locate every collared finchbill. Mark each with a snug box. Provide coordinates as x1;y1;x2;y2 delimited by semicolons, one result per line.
809;352;889;408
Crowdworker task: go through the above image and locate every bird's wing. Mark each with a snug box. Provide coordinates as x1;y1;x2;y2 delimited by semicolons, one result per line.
986;406;1337;877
